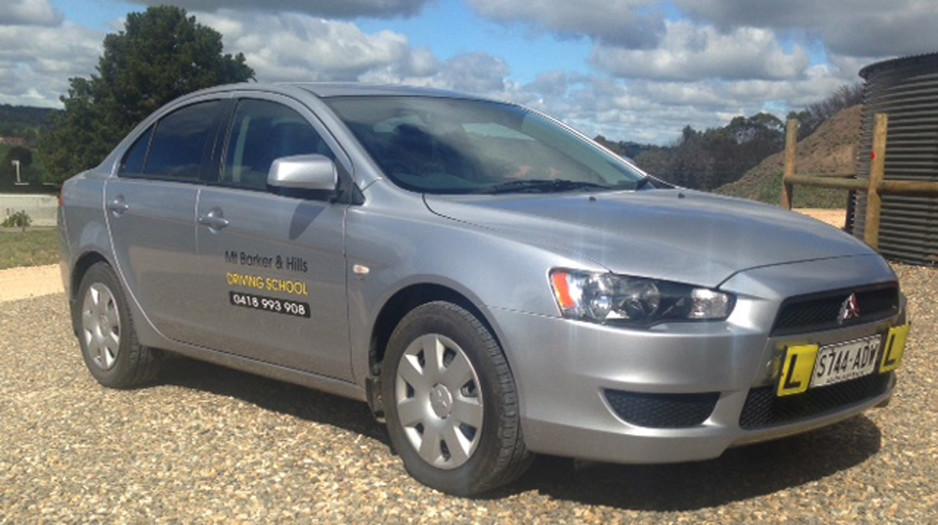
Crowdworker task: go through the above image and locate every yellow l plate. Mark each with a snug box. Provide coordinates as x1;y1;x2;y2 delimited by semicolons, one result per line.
777;344;819;397
777;324;910;398
880;324;909;373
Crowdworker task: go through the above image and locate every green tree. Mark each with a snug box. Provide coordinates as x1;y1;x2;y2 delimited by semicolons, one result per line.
39;6;254;185
787;83;863;140
635;112;785;191
5;146;33;167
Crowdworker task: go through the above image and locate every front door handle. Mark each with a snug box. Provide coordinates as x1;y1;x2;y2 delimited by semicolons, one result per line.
198;208;229;230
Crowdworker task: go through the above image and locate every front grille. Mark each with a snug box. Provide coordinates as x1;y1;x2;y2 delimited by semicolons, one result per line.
739;373;892;430
604;390;719;428
771;283;899;336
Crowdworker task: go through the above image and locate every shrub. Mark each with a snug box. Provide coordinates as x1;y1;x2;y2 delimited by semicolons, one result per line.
2;210;32;231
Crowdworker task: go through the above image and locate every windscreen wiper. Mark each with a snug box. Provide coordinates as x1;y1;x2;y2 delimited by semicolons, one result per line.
482;179;610;194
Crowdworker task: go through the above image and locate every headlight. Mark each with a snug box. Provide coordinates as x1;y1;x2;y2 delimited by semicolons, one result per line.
549;269;735;326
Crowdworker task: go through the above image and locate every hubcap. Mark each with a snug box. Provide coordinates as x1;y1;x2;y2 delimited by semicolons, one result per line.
394;334;483;469
429;384;454;418
81;282;121;370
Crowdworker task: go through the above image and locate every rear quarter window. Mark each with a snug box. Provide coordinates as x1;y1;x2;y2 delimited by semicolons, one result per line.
119;100;221;181
119;127;153;175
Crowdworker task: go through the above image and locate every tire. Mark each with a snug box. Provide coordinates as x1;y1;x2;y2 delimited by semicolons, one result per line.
76;263;161;388
382;301;532;495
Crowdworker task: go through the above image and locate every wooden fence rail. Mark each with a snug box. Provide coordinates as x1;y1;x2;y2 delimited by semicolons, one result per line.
780;113;938;249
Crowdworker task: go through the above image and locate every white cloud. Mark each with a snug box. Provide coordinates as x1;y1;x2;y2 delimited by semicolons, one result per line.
130;7;867;145
591;21;810;81
0;0;62;26
521;77;719;144
359;51;523;103
126;0;429;20
828;54;878;82
431;52;512;93
466;0;938;64
468;0;664;48
674;0;938;58
200;12;419;82
517;61;857;145
0;22;101;106
200;10;523;100
3;0;901;147
459;0;907;144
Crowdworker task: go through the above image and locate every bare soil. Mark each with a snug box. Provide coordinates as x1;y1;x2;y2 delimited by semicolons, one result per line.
0;263;61;303
795;208;847;228
718;105;863;208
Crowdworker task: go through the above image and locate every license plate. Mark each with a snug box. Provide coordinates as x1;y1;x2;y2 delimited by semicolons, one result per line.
776;325;909;397
810;335;881;388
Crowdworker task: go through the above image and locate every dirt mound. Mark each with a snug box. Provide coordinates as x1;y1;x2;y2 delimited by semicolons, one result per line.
717;105;863;208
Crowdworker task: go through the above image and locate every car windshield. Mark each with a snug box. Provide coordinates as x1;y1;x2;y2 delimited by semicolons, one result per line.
325;96;649;195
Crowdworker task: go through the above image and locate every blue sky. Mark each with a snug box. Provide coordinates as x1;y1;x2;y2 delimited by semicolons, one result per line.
361;2;594;83
3;0;938;144
58;0;128;30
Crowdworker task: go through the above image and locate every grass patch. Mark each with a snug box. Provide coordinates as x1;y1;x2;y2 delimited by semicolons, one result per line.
0;227;59;270
716;171;850;208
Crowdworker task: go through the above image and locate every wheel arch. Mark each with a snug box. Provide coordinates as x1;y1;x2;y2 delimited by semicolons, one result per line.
67;251;113;333
70;251;112;301
368;283;503;378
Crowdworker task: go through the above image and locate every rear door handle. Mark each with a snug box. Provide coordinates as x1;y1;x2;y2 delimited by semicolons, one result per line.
198;208;229;230
107;197;129;215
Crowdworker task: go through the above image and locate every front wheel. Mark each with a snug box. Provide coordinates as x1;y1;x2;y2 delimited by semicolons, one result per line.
382;302;532;495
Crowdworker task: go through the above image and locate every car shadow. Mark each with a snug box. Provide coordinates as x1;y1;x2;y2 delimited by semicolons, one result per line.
154;355;882;510
499;416;882;510
155;355;390;445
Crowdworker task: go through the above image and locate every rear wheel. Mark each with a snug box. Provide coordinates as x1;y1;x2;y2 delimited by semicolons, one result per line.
76;263;161;388
382;301;532;495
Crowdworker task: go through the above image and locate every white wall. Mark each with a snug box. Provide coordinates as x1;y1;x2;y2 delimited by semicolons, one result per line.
1;194;58;227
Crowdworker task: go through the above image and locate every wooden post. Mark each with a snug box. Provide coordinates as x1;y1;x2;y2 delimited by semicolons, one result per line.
781;118;798;209
864;113;888;249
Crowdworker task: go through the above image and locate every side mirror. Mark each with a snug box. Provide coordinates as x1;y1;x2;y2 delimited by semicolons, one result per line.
267;154;337;191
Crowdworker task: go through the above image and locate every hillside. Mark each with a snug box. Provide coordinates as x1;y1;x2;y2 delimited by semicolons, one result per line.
716;104;862;208
0;104;56;138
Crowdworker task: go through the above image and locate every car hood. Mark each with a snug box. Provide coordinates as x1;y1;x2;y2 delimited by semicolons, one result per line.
424;189;874;288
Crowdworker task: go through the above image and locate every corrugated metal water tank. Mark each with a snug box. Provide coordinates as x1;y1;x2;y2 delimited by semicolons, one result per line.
851;53;938;266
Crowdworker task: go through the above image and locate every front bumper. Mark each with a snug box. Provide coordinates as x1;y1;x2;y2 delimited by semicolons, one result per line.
491;256;904;464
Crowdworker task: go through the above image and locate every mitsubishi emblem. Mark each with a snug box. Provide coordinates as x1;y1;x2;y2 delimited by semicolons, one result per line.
838;293;861;324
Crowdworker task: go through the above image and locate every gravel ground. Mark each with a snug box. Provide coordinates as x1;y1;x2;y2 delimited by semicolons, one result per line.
1;265;935;523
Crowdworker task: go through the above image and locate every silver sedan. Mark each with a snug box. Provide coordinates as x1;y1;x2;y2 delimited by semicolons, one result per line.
58;83;909;495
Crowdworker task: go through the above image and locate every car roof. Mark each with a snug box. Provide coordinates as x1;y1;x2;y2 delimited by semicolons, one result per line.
187;81;487;102
290;82;476;99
